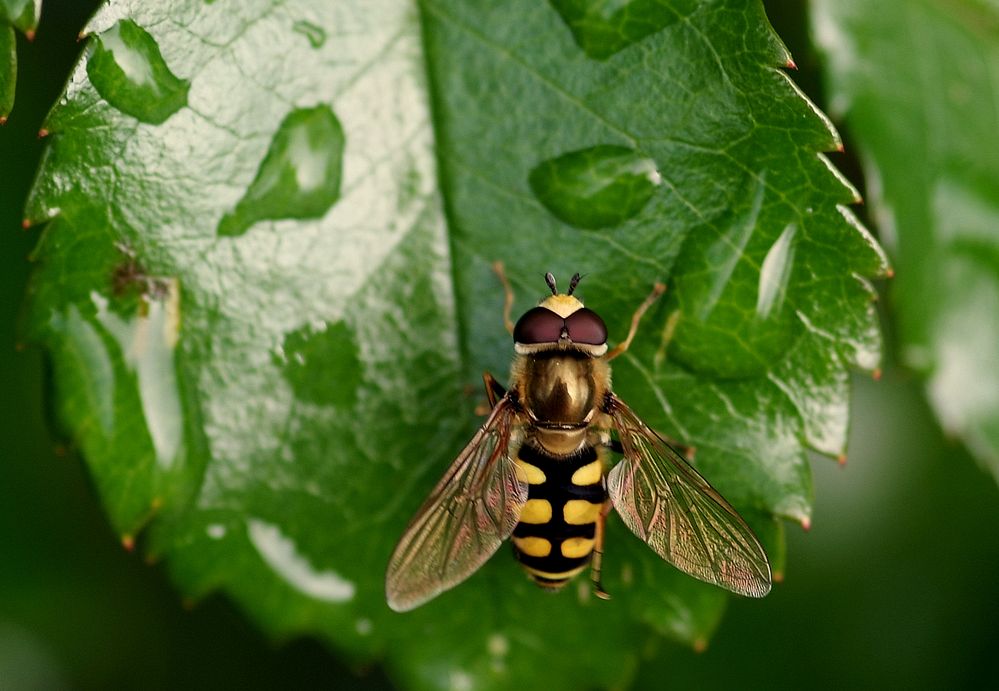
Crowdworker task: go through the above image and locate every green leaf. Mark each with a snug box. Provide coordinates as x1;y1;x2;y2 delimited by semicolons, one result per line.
1;25;14;120
24;1;884;689
813;0;999;480
0;0;39;32
0;0;40;119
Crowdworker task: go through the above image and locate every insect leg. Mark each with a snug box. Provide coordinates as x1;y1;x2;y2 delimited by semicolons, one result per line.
604;282;666;362
491;261;516;335
590;500;614;600
482;371;507;409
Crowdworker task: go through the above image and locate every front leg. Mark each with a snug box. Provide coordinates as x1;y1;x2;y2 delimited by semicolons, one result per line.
483;371;507;409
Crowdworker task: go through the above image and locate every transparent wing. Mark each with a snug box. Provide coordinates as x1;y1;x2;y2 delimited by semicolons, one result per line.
386;395;527;611
606;394;772;597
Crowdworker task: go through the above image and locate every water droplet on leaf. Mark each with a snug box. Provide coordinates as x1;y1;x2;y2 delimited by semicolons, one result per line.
668;178;799;378
756;224;797;319
292;20;326;48
275;320;361;408
48;304;117;441
247;518;355;602
87;19;190;124
92;280;184;469
218;106;345;237
548;0;698;60
529;145;660;229
46;279;185;470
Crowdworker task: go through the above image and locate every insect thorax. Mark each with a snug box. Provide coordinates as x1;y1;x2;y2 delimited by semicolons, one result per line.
514;351;609;433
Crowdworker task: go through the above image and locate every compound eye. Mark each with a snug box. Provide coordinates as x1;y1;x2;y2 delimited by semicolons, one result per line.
513;307;563;344
564;308;607;345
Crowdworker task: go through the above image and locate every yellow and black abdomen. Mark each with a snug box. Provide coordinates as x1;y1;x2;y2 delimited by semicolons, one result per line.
512;441;606;590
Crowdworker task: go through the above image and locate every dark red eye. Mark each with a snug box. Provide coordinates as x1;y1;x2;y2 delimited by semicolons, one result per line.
564;308;607;345
513;307;563;344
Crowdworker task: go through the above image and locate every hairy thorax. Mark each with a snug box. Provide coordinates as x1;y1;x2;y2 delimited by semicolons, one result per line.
513;351;609;456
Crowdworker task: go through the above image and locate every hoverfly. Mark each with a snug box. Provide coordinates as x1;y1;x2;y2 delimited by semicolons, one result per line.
385;267;771;611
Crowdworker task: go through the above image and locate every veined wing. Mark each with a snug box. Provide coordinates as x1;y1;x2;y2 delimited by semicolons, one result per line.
605;394;771;598
386;394;527;611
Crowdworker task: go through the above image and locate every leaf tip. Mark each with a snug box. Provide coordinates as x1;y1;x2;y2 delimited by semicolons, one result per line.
692;638;708;654
25;28;35;42
872;368;883;382
0;115;7;127
800;516;812;532
837;453;848;467
121;534;135;551
785;57;798;70
21;218;32;230
37;127;49;139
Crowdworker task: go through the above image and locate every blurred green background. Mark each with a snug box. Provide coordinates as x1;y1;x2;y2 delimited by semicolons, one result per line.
2;1;997;689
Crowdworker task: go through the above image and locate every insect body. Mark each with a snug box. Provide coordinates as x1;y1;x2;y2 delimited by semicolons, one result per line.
511;439;605;591
385;271;771;612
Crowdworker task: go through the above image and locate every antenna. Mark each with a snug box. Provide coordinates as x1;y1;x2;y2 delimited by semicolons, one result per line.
567;273;582;296
544;272;557;295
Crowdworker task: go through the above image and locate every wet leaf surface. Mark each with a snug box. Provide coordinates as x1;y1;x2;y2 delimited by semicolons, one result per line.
813;0;999;480
24;1;884;689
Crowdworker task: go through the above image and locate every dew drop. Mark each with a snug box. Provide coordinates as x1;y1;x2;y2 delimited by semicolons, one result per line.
529;144;660;229
247;519;355;602
91;279;185;469
47;305;116;440
218;105;345;237
292;20;326;48
275;320;361;408
86;19;189;124
548;0;699;60
756;224;797;320
49;278;186;471
667;177;799;378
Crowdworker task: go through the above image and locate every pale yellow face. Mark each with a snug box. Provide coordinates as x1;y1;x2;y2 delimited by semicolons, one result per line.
537;294;584;318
